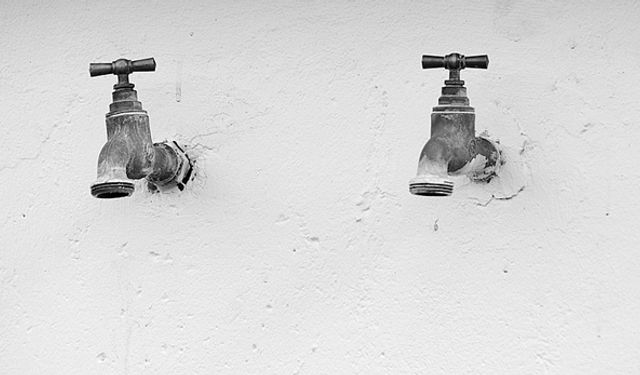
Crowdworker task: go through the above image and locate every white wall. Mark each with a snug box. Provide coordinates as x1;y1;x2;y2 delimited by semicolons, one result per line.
1;1;640;374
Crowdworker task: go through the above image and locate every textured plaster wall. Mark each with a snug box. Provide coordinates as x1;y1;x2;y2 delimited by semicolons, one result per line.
1;1;640;374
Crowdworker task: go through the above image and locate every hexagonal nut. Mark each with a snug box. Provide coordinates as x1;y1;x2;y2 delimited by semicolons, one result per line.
148;141;193;192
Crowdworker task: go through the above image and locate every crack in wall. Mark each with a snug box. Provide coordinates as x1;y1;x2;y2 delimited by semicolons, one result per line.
475;185;526;207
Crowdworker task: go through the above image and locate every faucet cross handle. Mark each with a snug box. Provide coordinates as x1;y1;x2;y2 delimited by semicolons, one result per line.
422;53;488;84
90;57;156;89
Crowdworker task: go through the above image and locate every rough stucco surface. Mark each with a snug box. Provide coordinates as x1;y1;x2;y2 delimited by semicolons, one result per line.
1;1;640;374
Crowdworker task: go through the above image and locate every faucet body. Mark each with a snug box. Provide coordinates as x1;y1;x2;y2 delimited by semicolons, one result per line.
90;58;191;199
410;53;501;196
419;85;475;175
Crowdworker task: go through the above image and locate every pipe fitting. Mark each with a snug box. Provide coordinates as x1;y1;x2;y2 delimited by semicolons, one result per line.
147;141;193;191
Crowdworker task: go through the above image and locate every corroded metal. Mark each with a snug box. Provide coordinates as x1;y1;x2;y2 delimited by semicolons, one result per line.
90;58;192;199
410;52;501;197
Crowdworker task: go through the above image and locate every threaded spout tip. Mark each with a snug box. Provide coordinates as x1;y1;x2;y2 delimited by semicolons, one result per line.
91;180;135;199
409;175;454;197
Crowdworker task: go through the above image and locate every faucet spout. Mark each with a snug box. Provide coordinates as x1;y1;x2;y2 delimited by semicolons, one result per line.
90;110;155;198
91;131;136;198
409;136;457;196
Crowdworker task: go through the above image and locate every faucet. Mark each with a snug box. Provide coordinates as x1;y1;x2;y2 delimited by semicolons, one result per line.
409;52;502;196
89;57;192;199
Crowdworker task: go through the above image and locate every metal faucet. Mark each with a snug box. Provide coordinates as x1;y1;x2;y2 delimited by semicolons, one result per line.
89;58;192;198
409;52;501;196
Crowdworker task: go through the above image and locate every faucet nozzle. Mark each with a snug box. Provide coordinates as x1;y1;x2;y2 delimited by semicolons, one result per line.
91;181;135;199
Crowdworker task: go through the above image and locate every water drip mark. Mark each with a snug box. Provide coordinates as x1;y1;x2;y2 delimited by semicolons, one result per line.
176;60;183;102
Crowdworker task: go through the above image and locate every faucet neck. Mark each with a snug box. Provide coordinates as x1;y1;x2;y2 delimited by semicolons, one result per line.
445;69;464;86
114;74;134;90
108;86;144;115
434;76;472;110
